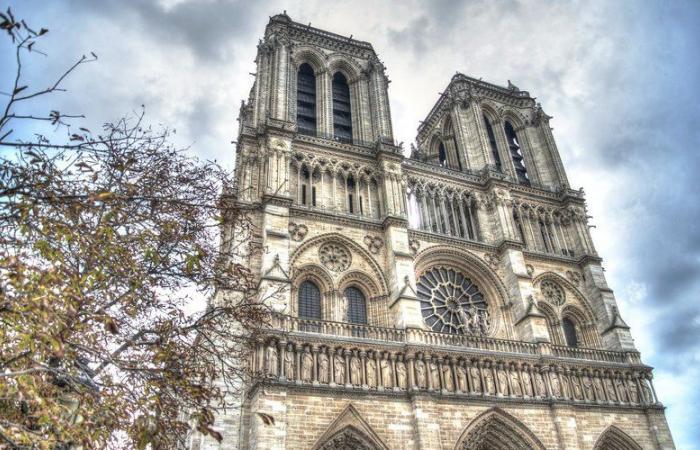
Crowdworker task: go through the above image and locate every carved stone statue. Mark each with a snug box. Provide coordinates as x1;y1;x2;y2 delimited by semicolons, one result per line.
593;377;605;400
396;359;407;389
521;370;533;397
550;372;561;397
429;360;440;390
604;378;617;401
629;382;639;403
470;366;481;393
318;352;329;384
456;364;467;392
510;371;522;396
582;375;594;401
535;373;546;397
380;356;393;388
641;380;653;403
350;355;362;385
572;376;583;400
366;358;377;387
266;344;278;377
497;369;508;395
484;368;495;395
442;363;454;391
615;378;629;402
334;354;345;385
301;349;313;382
284;346;294;380
415;360;427;388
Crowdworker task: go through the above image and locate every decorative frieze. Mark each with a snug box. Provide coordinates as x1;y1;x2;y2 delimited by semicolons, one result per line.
254;335;657;409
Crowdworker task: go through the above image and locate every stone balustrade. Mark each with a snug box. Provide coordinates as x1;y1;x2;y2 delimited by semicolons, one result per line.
253;334;659;409
269;315;639;364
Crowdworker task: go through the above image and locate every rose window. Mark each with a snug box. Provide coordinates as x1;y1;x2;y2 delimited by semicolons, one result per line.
318;242;351;272
417;267;490;335
540;280;564;306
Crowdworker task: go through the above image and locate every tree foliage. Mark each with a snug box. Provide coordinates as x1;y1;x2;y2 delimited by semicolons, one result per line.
0;9;265;449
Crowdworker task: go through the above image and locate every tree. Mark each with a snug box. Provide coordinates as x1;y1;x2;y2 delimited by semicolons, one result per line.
0;9;269;449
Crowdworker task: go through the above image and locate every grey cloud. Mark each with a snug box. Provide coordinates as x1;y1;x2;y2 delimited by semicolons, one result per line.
66;0;263;62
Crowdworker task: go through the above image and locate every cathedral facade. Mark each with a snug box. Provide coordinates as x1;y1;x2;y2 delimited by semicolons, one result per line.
195;13;675;450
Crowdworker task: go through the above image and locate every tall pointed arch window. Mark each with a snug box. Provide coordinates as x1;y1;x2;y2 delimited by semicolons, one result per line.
562;317;579;347
345;287;367;324
332;72;353;143
438;142;447;167
504;121;529;185
298;280;321;320
296;63;317;136
483;115;502;171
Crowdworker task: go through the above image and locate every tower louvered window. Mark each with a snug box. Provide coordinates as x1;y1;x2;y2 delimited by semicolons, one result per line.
298;280;321;320
504;121;529;185
297;64;317;136
332;72;353;143
345;287;367;324
484;115;502;171
438;142;447;167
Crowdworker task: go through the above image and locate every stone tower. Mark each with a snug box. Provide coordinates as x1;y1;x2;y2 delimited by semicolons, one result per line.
192;13;675;450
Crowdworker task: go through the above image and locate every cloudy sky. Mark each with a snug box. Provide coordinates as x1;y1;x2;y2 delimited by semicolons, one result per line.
2;0;699;447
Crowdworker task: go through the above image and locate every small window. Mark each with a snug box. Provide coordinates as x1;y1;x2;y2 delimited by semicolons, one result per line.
438;142;447;167
298;281;321;320
562;318;578;347
359;196;364;215
312;186;316;207
301;185;307;205
345;287;367;324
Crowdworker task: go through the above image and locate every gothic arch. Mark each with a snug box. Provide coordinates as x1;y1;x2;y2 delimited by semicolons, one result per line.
533;272;598;322
312;404;389;450
454;407;546;450
291;46;327;74
533;272;601;347
413;246;511;338
593;425;643;450
327;55;363;83
291;263;335;319
290;233;390;297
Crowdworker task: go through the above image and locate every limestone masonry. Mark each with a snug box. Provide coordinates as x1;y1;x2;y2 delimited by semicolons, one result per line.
187;12;675;450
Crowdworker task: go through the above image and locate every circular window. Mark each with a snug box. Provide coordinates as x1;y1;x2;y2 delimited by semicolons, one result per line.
318;242;351;272
417;267;490;335
540;280;564;306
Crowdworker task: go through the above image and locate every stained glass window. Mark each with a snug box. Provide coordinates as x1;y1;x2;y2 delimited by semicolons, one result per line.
345;287;367;324
417;267;489;335
298;280;321;320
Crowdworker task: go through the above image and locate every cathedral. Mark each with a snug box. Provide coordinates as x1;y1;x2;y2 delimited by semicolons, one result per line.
191;13;675;450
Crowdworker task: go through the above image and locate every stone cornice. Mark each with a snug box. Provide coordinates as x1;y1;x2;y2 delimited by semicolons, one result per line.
290;206;384;231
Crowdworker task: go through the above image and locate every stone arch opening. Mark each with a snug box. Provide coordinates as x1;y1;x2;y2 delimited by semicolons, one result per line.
454;407;546;450
593;425;643;450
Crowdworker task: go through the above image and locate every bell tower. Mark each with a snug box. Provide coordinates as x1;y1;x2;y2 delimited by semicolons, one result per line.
188;13;675;450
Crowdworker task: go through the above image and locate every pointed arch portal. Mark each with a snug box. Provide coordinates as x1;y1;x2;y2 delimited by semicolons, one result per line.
455;408;546;450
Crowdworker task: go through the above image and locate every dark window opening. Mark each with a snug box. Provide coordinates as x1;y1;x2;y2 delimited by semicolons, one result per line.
359;196;364;215
301;185;307;205
484;115;502;171
297;63;317;136
345;287;367;324
298;280;321;320
438;142;447;167
504;121;529;185
539;220;552;252
332;72;353;143
312;186;316;207
347;177;355;214
514;212;526;246
562;318;578;347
